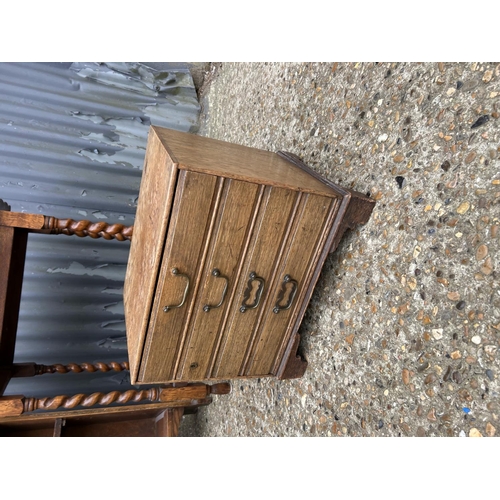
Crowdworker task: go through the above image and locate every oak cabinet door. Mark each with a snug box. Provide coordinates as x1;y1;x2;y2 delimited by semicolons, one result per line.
212;186;298;378
175;178;260;381
139;170;217;383
245;193;337;376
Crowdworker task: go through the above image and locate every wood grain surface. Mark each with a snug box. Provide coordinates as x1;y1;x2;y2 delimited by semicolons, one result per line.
153;127;339;197
0;396;24;417
139;171;218;383
0;211;45;229
125;126;374;387
245;193;334;376
124;127;179;383
0;398;213;436
211;186;299;378
155;407;184;437
176;178;259;380
0;226;28;395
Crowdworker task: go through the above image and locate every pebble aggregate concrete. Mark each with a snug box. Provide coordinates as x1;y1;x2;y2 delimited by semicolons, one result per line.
180;62;499;437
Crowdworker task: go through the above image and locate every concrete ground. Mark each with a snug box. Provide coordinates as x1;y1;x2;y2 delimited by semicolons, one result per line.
180;62;499;437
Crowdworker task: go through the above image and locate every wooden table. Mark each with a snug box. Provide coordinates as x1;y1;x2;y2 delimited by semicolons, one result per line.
0;193;230;436
124;127;375;386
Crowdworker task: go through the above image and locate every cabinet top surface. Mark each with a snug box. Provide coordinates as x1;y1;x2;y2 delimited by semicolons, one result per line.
151;127;342;198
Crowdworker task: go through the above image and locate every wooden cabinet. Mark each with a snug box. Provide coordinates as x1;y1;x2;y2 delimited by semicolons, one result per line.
124;127;374;385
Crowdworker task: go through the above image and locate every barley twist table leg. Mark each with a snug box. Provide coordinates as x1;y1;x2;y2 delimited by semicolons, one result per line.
23;388;160;412
42;217;133;241
35;361;129;375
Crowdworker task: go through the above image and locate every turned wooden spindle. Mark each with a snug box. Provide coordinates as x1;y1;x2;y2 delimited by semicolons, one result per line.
0;209;133;241
34;361;130;375
43;217;133;241
11;361;129;378
0;382;231;417
23;387;160;413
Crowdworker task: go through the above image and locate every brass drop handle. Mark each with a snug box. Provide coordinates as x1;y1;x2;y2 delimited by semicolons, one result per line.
273;274;298;314
240;272;265;313
203;268;229;312
163;268;190;312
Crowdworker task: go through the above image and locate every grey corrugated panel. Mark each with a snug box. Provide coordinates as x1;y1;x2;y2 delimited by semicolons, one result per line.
0;62;201;400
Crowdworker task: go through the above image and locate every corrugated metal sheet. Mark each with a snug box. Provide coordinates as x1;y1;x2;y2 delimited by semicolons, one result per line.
0;62;201;398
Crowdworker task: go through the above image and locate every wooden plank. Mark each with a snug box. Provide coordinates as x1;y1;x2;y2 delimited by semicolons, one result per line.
158;384;210;402
0;226;28;373
212;186;298;378
0;396;24;417
245;194;334;375
153;127;340;198
10;363;37;378
276;190;374;377
124;127;179;384
0;211;45;230
277;196;341;378
0;369;11;396
53;418;64;437
155;407;184;437
176;178;259;381
0;398;213;426
138;171;217;383
0;405;194;437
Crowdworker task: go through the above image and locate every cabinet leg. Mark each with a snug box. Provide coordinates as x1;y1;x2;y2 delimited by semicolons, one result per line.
277;333;308;380
329;191;375;254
